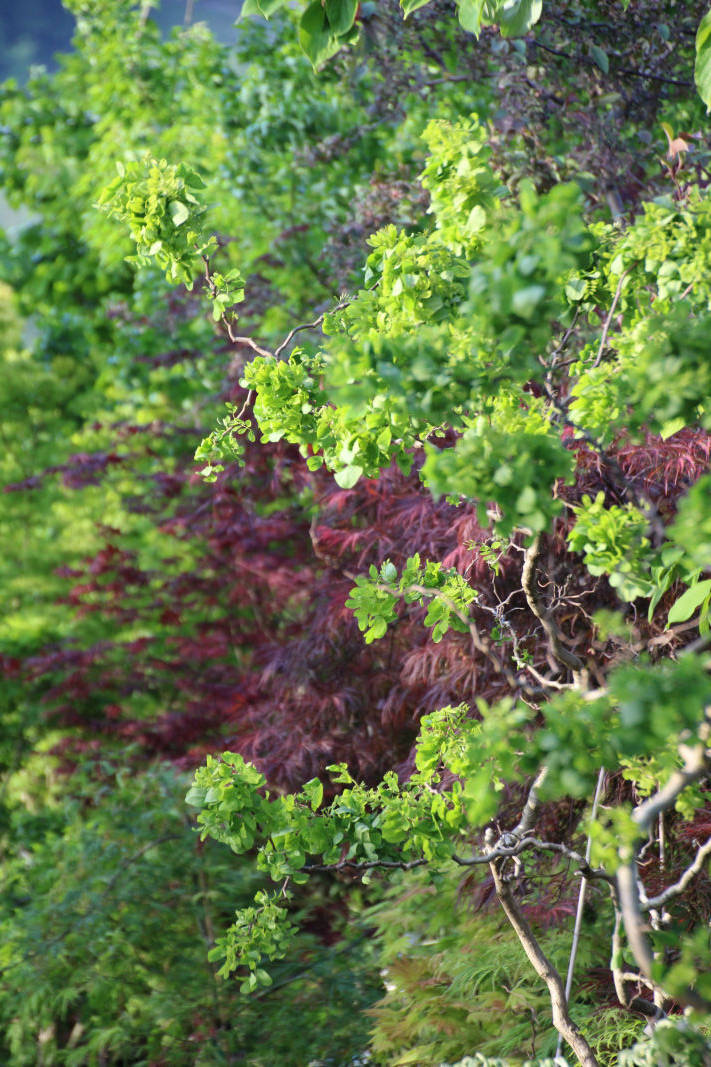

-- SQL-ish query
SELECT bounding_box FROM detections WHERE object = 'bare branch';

[610,906,660,1017]
[454,834,614,884]
[514,767,549,837]
[490,859,600,1066]
[593,267,634,368]
[522,536,584,672]
[556,769,607,1060]
[617,730,711,1012]
[645,836,711,910]
[234,389,255,421]
[225,322,274,359]
[274,297,350,358]
[522,839,615,885]
[302,857,427,873]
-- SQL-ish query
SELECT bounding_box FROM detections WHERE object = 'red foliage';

[9,361,711,797]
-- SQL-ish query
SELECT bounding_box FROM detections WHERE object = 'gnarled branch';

[490,858,599,1067]
[522,536,585,673]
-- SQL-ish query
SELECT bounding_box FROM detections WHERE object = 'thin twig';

[593,267,634,368]
[556,768,607,1059]
[274,298,350,358]
[225,322,274,359]
[645,835,711,909]
[617,728,711,1012]
[514,767,549,837]
[610,906,660,1017]
[530,38,692,87]
[303,857,427,873]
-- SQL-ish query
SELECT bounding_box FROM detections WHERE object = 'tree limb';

[522,536,584,672]
[617,730,711,1012]
[644,836,711,910]
[490,858,600,1067]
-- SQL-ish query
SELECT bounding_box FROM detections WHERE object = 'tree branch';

[490,858,600,1066]
[302,857,428,873]
[274,297,351,358]
[593,267,634,368]
[514,766,548,836]
[610,906,660,1017]
[522,536,584,672]
[644,836,711,910]
[617,729,711,1012]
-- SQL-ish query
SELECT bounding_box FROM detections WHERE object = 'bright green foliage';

[419,117,504,256]
[249,0,542,68]
[98,157,220,289]
[609,656,711,746]
[603,309,711,439]
[193,400,255,479]
[465,180,591,364]
[671,473,711,572]
[239,0,711,127]
[7,0,711,1062]
[621,747,707,821]
[570,191,711,443]
[536,657,711,800]
[171,53,711,1043]
[668,578,711,634]
[695,8,711,111]
[422,399,575,534]
[345,554,478,643]
[298,0,360,70]
[219,148,585,528]
[1,8,471,1059]
[186,653,710,980]
[211,889,297,988]
[243,346,421,488]
[187,700,543,977]
[567,493,657,601]
[618,1018,711,1065]
[187,731,471,886]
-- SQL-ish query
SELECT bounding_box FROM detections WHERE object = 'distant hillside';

[0,0,239,81]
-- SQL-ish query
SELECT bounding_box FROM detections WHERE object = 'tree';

[134,10,711,1066]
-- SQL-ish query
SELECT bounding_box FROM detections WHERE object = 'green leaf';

[169,200,190,226]
[325,0,358,35]
[695,9,711,111]
[402,0,431,15]
[301,778,324,811]
[590,44,609,74]
[456,0,487,34]
[668,580,711,625]
[565,276,587,301]
[660,416,687,440]
[185,786,207,807]
[497,0,542,37]
[299,1,341,68]
[381,561,397,582]
[334,463,363,488]
[240,0,287,17]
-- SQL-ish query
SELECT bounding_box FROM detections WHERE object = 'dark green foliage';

[0,761,380,1066]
